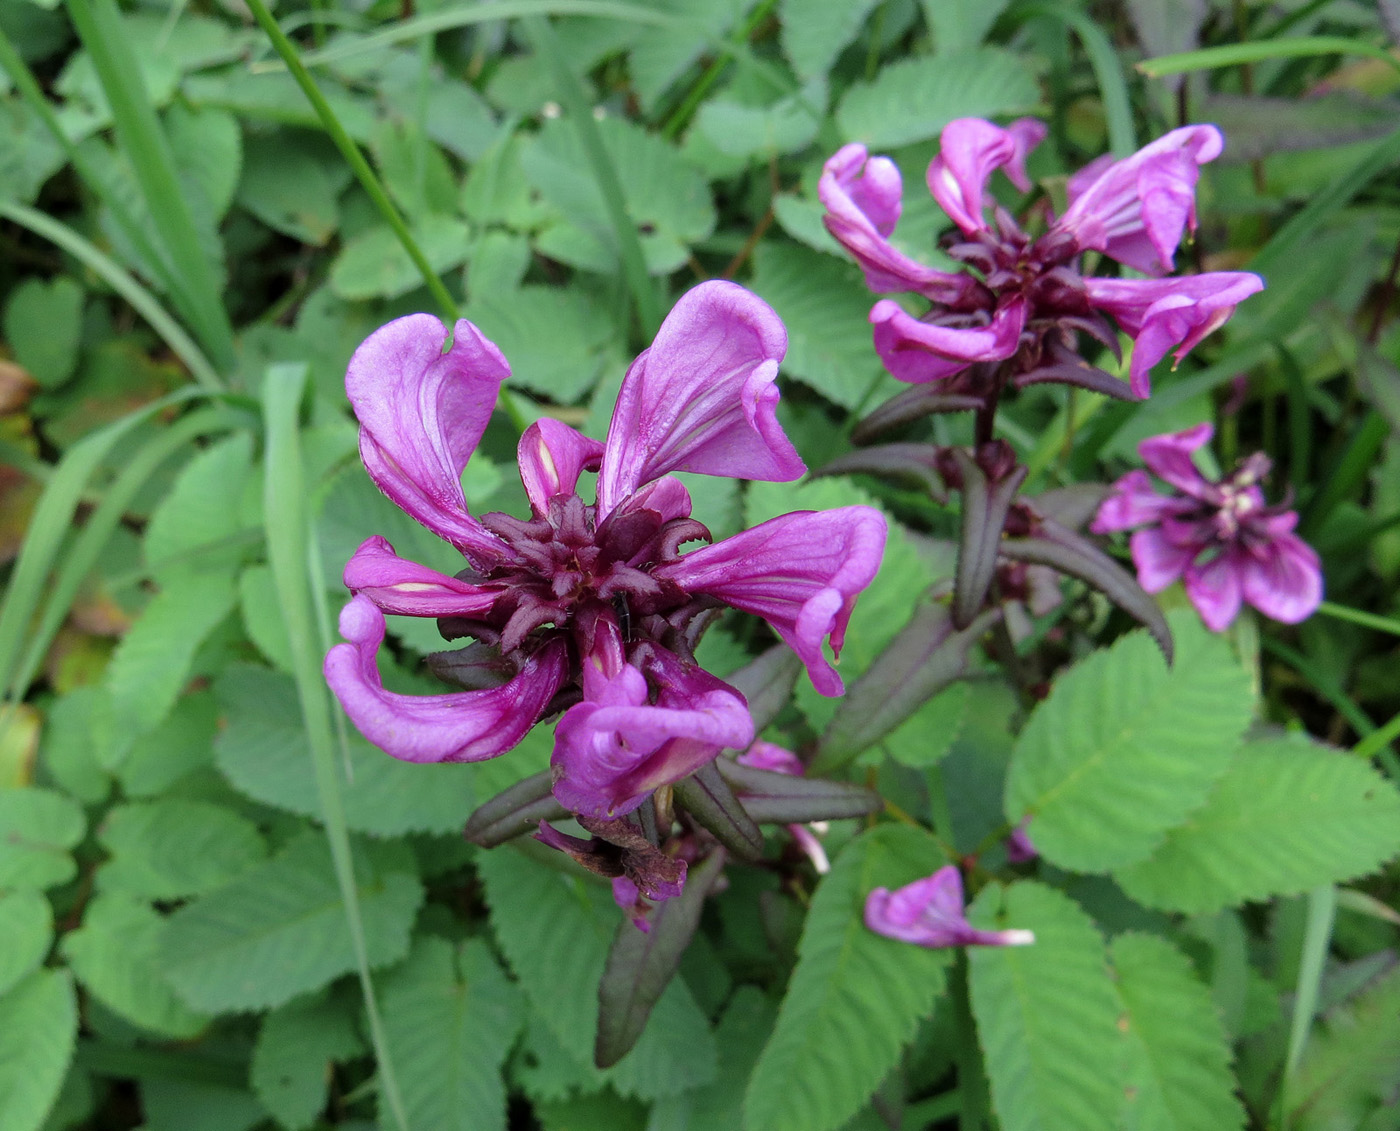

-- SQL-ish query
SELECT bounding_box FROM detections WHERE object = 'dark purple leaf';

[672,761,764,861]
[814,602,1001,770]
[1015,360,1138,400]
[717,758,885,821]
[852,386,984,444]
[812,444,948,501]
[595,850,727,1068]
[1027,484,1112,530]
[463,770,568,848]
[953,450,1026,628]
[723,644,801,732]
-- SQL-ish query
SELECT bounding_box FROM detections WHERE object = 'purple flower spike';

[597,281,804,515]
[926,117,1047,236]
[865,865,1035,948]
[1057,125,1224,275]
[655,507,888,696]
[1084,273,1264,397]
[347,314,511,565]
[1093,424,1323,631]
[820,144,974,302]
[870,298,1024,384]
[325,596,568,762]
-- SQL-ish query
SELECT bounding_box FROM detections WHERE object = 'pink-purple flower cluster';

[324,281,886,919]
[820,118,1263,398]
[1093,423,1322,631]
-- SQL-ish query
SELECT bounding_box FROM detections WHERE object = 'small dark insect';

[611,592,633,642]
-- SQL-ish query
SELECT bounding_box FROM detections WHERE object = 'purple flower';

[820,119,1262,396]
[865,865,1035,948]
[1005,818,1037,864]
[324,281,887,847]
[1092,423,1323,631]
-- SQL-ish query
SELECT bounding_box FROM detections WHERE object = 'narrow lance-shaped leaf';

[672,762,764,862]
[953,450,1027,628]
[815,603,1001,772]
[723,644,802,733]
[716,758,884,823]
[852,385,986,444]
[463,770,568,849]
[813,444,949,501]
[596,851,726,1069]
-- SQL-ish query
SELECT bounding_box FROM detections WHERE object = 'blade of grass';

[1139,37,1400,79]
[260,362,410,1131]
[242,0,528,434]
[525,15,661,339]
[1012,1,1137,156]
[6,407,245,709]
[1301,410,1388,534]
[1315,601,1400,638]
[0,200,223,391]
[65,0,237,372]
[1275,886,1336,1131]
[286,0,677,69]
[0,388,207,705]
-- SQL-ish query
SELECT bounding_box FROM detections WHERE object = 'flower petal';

[325,595,566,763]
[870,297,1024,384]
[517,418,606,514]
[736,740,805,777]
[597,281,803,515]
[819,143,974,301]
[1084,274,1264,397]
[655,506,887,696]
[865,865,1034,948]
[1136,422,1217,498]
[926,117,1046,235]
[1092,470,1185,532]
[1240,520,1322,624]
[343,535,502,618]
[1129,527,1196,593]
[1184,550,1245,632]
[347,314,510,563]
[1056,125,1223,274]
[550,654,754,818]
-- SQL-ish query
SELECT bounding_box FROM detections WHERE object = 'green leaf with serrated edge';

[380,936,523,1131]
[1111,933,1247,1131]
[1005,610,1253,873]
[90,571,237,770]
[744,824,950,1131]
[749,242,891,410]
[836,49,1039,148]
[143,432,255,582]
[214,664,481,837]
[62,893,212,1039]
[118,689,218,798]
[780,0,881,78]
[166,103,241,221]
[0,788,85,890]
[159,832,422,1014]
[238,565,294,671]
[0,970,77,1131]
[967,881,1127,1131]
[235,133,344,245]
[478,848,718,1100]
[465,285,614,403]
[371,119,459,220]
[96,799,265,900]
[1289,963,1400,1131]
[885,682,969,768]
[38,686,111,805]
[329,215,471,301]
[2,276,83,388]
[139,1077,266,1131]
[1115,738,1400,915]
[251,994,365,1131]
[0,891,51,999]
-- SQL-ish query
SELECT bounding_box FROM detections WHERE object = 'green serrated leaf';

[780,0,881,79]
[380,936,523,1131]
[238,565,293,671]
[744,824,951,1131]
[37,687,112,805]
[692,79,825,159]
[329,215,471,301]
[0,970,77,1131]
[1111,932,1247,1131]
[140,1077,266,1131]
[96,799,265,900]
[967,881,1127,1131]
[884,681,970,768]
[0,787,85,890]
[62,893,212,1039]
[2,276,83,388]
[1115,738,1400,914]
[250,993,366,1131]
[142,432,256,582]
[748,241,890,410]
[0,890,51,998]
[235,132,345,245]
[372,118,460,220]
[836,49,1039,149]
[165,103,241,221]
[1290,963,1400,1131]
[159,831,423,1013]
[117,689,219,798]
[214,664,481,837]
[465,285,614,403]
[1005,610,1253,873]
[478,848,718,1100]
